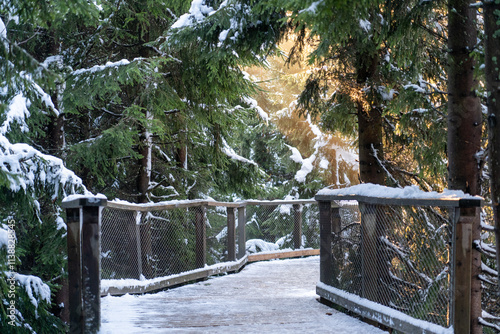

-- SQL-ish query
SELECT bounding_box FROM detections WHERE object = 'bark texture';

[447,1,482,332]
[356,52,385,185]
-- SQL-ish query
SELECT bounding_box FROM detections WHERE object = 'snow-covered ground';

[101,256,386,333]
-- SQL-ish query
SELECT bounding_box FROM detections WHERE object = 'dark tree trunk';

[47,33,65,155]
[175,145,187,169]
[447,1,482,195]
[358,103,384,185]
[484,0,500,292]
[447,0,482,332]
[356,51,385,185]
[137,128,151,204]
[48,113,65,153]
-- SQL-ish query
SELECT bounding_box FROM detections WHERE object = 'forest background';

[0,0,499,333]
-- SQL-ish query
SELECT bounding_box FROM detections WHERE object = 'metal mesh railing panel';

[302,203,320,249]
[332,201,362,294]
[206,206,230,265]
[101,207,205,279]
[245,203,319,253]
[330,201,452,328]
[101,201,319,280]
[101,208,141,279]
[480,205,500,333]
[145,208,197,278]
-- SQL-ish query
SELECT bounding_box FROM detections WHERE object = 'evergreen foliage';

[264,0,449,189]
[1,1,93,332]
[2,0,498,332]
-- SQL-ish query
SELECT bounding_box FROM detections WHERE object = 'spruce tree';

[265,0,449,188]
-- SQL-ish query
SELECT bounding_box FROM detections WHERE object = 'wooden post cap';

[61,194,108,209]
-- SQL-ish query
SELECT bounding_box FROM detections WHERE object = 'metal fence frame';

[100,198,318,295]
[315,192,483,334]
[63,193,498,334]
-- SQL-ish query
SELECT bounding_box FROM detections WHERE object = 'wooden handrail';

[106,198,317,211]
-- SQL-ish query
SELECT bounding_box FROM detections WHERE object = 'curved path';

[101,256,386,333]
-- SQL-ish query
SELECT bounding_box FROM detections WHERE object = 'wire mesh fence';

[328,201,453,328]
[101,207,204,280]
[244,203,320,253]
[480,205,500,333]
[101,200,319,280]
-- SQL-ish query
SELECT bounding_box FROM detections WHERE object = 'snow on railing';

[315,184,490,334]
[100,197,318,291]
[62,195,320,332]
[62,188,498,333]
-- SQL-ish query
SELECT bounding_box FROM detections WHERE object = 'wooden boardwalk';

[101,256,386,333]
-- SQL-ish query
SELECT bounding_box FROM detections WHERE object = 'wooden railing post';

[293,204,303,249]
[134,211,143,279]
[451,199,481,334]
[319,200,333,286]
[139,212,153,278]
[62,195,107,334]
[227,207,236,261]
[331,203,341,287]
[195,205,207,268]
[360,202,378,302]
[237,206,246,259]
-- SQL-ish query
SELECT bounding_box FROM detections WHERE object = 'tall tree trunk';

[48,113,65,153]
[136,112,153,277]
[137,107,152,204]
[358,103,384,185]
[175,145,187,169]
[137,127,151,204]
[447,0,482,332]
[484,0,500,292]
[47,33,65,155]
[356,51,385,185]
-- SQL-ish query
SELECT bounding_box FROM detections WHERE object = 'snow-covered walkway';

[101,256,386,333]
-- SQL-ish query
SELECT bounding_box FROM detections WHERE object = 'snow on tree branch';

[0,93,31,134]
[0,134,88,198]
[171,0,220,29]
[222,137,257,166]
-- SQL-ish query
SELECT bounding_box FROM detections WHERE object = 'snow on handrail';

[106,198,316,211]
[315,183,483,207]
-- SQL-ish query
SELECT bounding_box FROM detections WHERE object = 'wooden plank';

[317,283,451,334]
[227,207,236,261]
[319,200,333,286]
[66,208,83,334]
[247,249,319,262]
[243,199,316,206]
[101,257,248,296]
[237,207,246,259]
[107,200,244,212]
[452,207,473,334]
